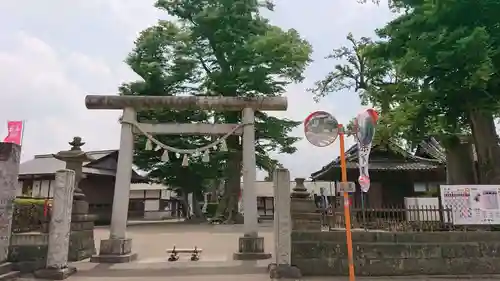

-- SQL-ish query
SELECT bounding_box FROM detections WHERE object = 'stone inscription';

[0,143,20,262]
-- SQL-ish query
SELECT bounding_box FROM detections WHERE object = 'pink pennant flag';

[4,121,24,145]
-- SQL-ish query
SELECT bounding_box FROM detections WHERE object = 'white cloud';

[0,32,122,162]
[67,53,112,78]
[0,0,394,180]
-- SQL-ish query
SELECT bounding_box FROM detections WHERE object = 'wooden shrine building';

[310,141,446,207]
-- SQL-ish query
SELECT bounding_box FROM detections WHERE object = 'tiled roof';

[415,137,446,162]
[319,161,442,171]
[19,150,116,176]
[19,150,145,182]
[311,141,444,180]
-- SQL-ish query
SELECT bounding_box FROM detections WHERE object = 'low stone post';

[35,169,77,280]
[0,143,21,279]
[269,168,301,279]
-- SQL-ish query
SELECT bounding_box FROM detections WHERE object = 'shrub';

[12,197,52,233]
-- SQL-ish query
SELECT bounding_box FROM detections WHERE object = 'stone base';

[90,253,138,263]
[89,238,138,263]
[0,262,20,281]
[268,263,302,279]
[233,252,272,260]
[34,266,77,280]
[233,236,271,261]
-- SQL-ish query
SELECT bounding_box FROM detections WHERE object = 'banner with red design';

[3,121,24,145]
[354,109,378,193]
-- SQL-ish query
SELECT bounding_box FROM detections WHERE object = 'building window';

[414,182,441,194]
[414,183,427,193]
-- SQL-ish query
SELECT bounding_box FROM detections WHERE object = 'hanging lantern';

[202,150,210,163]
[182,154,189,166]
[145,139,153,151]
[161,150,169,162]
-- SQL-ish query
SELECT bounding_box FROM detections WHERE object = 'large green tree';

[372,0,500,184]
[309,33,415,148]
[120,0,312,222]
[311,31,477,184]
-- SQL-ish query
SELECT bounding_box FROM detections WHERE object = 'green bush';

[12,197,52,233]
[205,203,218,218]
[14,198,50,206]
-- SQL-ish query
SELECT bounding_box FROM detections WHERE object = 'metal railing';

[321,201,462,232]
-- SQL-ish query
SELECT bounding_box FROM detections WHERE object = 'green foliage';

[311,0,500,149]
[14,198,50,206]
[121,0,312,194]
[12,198,50,233]
[373,0,500,118]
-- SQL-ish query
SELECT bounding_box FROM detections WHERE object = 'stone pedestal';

[0,262,20,281]
[90,238,137,263]
[0,143,21,280]
[291,178,320,231]
[233,235,271,260]
[269,263,302,279]
[34,266,77,280]
[69,202,96,261]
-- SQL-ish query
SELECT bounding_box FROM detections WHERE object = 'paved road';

[18,222,500,280]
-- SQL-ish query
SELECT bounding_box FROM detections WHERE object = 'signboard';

[337,182,356,193]
[304,111,338,147]
[440,185,500,225]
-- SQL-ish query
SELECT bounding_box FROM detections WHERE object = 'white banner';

[355,109,378,192]
[357,141,372,192]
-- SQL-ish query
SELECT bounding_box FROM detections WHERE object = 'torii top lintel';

[85,95,287,111]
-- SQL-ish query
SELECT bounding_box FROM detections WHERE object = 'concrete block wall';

[291,230,500,276]
[8,219,96,273]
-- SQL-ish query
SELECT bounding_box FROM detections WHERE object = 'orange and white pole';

[339,124,355,281]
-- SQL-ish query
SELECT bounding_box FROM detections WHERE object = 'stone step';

[0,271,20,281]
[0,263,14,276]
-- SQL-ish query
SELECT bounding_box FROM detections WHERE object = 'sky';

[0,0,394,180]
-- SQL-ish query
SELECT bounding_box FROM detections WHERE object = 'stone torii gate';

[86,95,287,262]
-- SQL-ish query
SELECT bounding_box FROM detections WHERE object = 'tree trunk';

[191,192,206,221]
[468,109,500,184]
[214,135,243,224]
[442,135,476,184]
[180,191,190,219]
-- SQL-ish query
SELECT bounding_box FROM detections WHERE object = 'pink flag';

[4,121,24,145]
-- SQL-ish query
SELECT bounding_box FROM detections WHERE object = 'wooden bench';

[167,246,202,261]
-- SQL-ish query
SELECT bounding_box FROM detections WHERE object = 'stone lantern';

[53,137,91,200]
[290,177,321,230]
[52,137,96,261]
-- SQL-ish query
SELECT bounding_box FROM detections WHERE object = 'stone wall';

[8,218,95,273]
[292,230,500,276]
